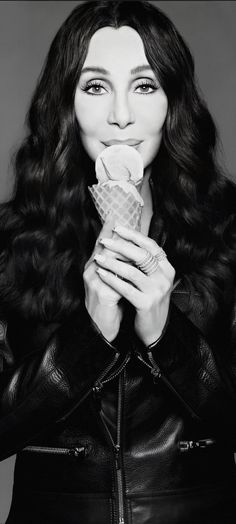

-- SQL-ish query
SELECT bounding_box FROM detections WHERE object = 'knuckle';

[167,263,176,279]
[149,239,158,251]
[136,248,146,264]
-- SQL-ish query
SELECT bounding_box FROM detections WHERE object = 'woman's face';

[74,26,168,171]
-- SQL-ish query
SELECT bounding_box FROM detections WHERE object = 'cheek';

[74,93,106,135]
[138,96,168,134]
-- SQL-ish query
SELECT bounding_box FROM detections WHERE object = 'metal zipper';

[93,353,130,412]
[22,445,87,457]
[99,372,125,524]
[136,351,201,422]
[116,372,125,524]
[99,352,131,386]
[58,350,120,423]
[148,351,201,422]
[136,351,160,374]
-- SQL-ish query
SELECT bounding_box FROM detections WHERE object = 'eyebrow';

[80,65,153,75]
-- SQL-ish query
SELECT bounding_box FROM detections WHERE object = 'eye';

[135,79,158,94]
[81,80,108,95]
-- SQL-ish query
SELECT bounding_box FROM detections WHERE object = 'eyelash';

[81,79,158,95]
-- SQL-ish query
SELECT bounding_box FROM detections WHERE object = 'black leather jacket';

[1,172,236,524]
[1,276,236,524]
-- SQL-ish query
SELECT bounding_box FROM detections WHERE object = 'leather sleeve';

[146,292,236,442]
[0,306,120,461]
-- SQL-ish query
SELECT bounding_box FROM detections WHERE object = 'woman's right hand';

[83,218,123,342]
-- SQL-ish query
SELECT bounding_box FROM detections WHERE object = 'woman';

[0,1,236,522]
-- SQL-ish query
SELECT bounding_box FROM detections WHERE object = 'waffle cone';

[89,183,143,231]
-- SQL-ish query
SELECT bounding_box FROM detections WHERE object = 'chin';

[141,143,162,169]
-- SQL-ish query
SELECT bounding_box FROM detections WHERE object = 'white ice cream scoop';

[95,144,143,185]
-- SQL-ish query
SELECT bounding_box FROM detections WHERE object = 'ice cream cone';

[89,144,144,231]
[89,181,143,230]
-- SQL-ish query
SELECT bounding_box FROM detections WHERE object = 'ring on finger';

[136,250,160,276]
[153,246,167,263]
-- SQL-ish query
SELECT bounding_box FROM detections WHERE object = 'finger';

[94,216,116,254]
[113,225,160,255]
[99,237,168,278]
[85,239,127,273]
[94,254,147,290]
[103,226,174,277]
[85,216,117,270]
[94,254,174,298]
[96,267,143,308]
[100,236,145,265]
[97,247,130,262]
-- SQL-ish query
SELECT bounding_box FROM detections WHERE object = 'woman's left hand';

[94,225,176,347]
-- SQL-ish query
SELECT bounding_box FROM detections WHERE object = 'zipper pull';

[93,381,103,407]
[147,351,162,382]
[68,446,87,458]
[114,444,121,470]
[179,440,194,452]
[179,438,215,452]
[151,366,162,381]
[93,381,103,394]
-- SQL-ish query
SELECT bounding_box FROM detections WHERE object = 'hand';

[94,225,175,346]
[83,218,123,342]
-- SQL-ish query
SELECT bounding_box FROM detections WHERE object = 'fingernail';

[112,225,123,234]
[100,238,112,246]
[96,268,107,276]
[94,254,105,262]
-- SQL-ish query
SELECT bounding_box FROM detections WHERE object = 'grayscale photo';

[0,1,236,523]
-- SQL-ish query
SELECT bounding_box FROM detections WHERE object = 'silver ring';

[153,247,167,263]
[136,250,159,276]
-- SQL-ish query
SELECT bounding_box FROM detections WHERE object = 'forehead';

[83,26,149,70]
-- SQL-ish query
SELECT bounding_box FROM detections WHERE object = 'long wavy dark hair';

[0,0,235,323]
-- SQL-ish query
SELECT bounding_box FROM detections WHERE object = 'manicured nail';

[112,225,126,234]
[96,268,107,276]
[99,238,113,246]
[94,254,105,262]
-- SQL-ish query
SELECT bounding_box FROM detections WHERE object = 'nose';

[107,92,135,128]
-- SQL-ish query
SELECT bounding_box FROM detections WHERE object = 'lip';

[102,139,143,147]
